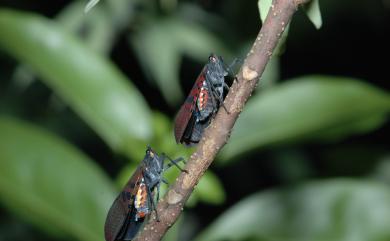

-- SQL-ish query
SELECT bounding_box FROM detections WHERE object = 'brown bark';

[134,0,311,240]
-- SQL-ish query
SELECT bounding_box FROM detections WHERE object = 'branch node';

[167,190,183,204]
[242,66,259,81]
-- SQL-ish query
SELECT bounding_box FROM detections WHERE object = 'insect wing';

[180,110,198,146]
[104,168,143,241]
[116,208,144,240]
[174,68,206,143]
[116,178,151,241]
[181,113,209,146]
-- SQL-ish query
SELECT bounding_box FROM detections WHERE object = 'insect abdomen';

[134,182,149,221]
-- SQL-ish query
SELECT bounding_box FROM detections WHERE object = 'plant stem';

[134,0,310,240]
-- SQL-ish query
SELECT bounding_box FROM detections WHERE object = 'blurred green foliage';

[131,18,232,105]
[0,0,389,241]
[0,117,115,241]
[0,9,152,156]
[221,76,390,162]
[195,179,390,241]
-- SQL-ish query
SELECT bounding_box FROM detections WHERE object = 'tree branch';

[134,0,310,240]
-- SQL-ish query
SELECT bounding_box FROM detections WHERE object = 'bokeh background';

[0,0,389,241]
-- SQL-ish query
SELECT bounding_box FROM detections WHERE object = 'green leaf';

[371,156,390,185]
[260,57,280,88]
[130,20,182,105]
[162,214,184,241]
[194,179,390,241]
[0,9,152,154]
[11,0,135,89]
[0,116,116,241]
[57,1,115,54]
[195,171,226,205]
[116,163,138,189]
[173,20,232,62]
[221,76,390,162]
[130,18,231,105]
[84,0,100,13]
[258,0,273,23]
[257,0,290,55]
[149,111,193,160]
[11,1,119,92]
[303,0,322,29]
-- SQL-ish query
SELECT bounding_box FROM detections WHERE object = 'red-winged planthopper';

[104,146,186,241]
[174,54,230,146]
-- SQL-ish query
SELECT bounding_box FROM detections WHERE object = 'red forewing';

[104,167,143,241]
[174,68,206,143]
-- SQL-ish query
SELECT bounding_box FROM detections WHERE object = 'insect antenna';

[225,57,242,76]
[225,58,242,84]
[162,154,187,173]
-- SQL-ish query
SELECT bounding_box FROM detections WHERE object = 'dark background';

[0,0,389,241]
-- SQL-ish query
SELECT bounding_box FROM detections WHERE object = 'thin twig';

[134,0,310,240]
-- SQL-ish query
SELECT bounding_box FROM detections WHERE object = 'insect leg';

[206,78,230,114]
[161,178,169,185]
[225,58,242,76]
[146,185,160,222]
[205,78,225,112]
[225,58,242,84]
[156,181,161,202]
[204,78,218,114]
[223,82,230,91]
[217,97,230,114]
[163,156,187,173]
